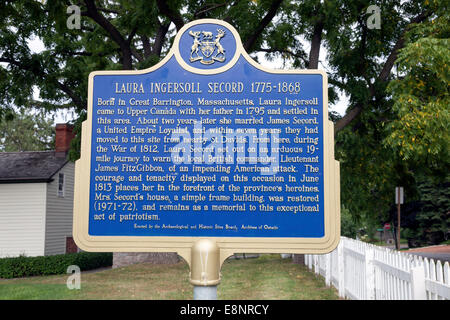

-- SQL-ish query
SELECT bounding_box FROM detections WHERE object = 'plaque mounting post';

[190,239,221,300]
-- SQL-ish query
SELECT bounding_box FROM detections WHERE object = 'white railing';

[304,237,450,300]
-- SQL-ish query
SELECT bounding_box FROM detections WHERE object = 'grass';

[0,254,339,300]
[219,255,339,300]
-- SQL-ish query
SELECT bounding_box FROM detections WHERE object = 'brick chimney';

[55,123,75,156]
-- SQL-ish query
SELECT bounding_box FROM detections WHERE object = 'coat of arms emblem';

[189,29,226,65]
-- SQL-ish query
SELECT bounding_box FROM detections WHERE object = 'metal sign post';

[395,187,404,250]
[73,19,340,299]
[190,239,220,300]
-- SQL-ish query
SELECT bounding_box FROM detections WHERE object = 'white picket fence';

[304,237,450,300]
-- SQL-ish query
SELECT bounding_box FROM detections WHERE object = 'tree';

[0,0,443,239]
[385,0,449,168]
[0,108,55,152]
[381,1,450,245]
[1,1,431,128]
[413,176,450,246]
[390,175,450,247]
[329,1,448,228]
[340,205,358,239]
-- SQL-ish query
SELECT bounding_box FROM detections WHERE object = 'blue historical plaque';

[74,19,339,254]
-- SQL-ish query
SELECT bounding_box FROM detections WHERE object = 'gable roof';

[0,151,68,183]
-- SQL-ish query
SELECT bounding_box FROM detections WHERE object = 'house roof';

[0,151,68,183]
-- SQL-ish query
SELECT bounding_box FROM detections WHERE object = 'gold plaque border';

[73,19,340,264]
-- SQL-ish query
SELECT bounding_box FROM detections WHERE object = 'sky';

[26,34,349,124]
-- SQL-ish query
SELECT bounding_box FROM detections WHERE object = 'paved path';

[406,245,450,263]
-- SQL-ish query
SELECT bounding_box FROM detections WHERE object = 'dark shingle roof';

[0,151,68,183]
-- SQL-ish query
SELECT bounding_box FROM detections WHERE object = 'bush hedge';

[0,252,112,279]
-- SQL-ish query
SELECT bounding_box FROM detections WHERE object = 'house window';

[58,173,65,197]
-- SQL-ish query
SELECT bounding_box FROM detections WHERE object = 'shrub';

[341,206,358,238]
[0,252,112,279]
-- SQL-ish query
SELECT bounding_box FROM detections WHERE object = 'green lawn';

[0,254,339,300]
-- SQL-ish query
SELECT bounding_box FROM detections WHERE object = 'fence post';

[325,253,331,286]
[411,266,426,300]
[365,248,375,300]
[338,241,345,298]
[314,255,319,275]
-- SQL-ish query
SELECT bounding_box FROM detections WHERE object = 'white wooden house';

[0,124,77,257]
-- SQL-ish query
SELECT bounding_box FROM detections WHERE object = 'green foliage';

[68,110,86,162]
[404,174,450,247]
[0,252,112,279]
[1,0,447,242]
[335,105,419,223]
[375,1,450,246]
[0,108,55,152]
[341,206,358,238]
[385,1,450,166]
[333,0,449,234]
